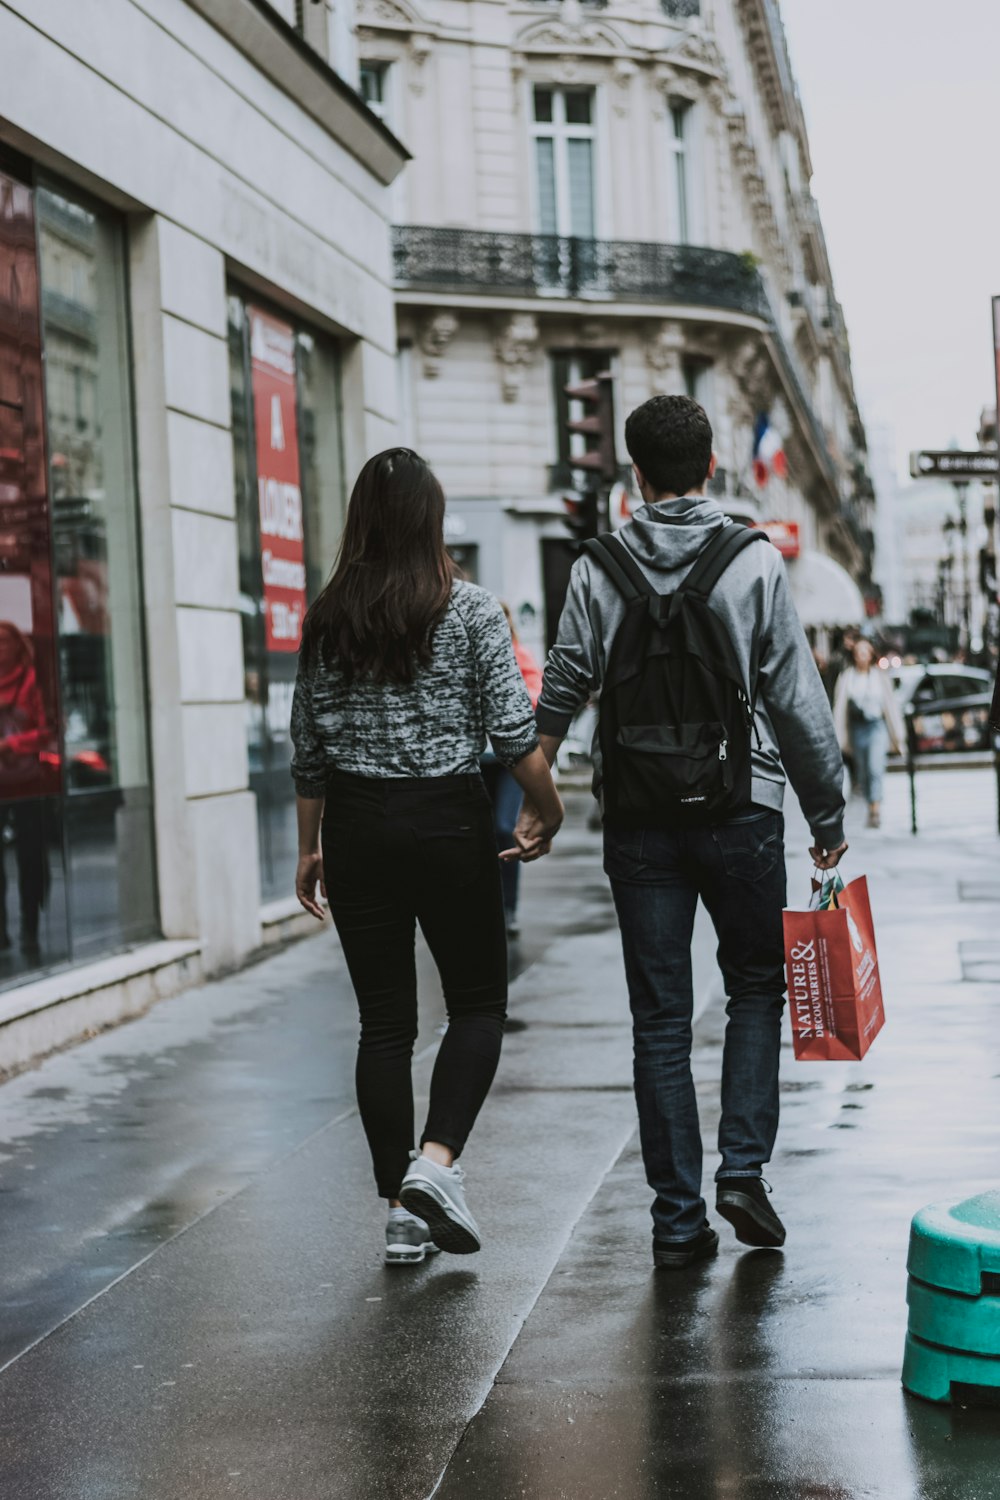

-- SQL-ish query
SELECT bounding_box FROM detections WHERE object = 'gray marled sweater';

[290,580,538,795]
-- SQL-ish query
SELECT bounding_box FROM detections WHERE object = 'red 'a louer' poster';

[249,307,306,653]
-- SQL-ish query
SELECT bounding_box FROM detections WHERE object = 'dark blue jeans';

[604,810,787,1243]
[481,759,525,916]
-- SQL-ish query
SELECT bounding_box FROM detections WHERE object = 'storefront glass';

[227,294,344,903]
[0,163,157,986]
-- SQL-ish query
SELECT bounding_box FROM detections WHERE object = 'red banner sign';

[754,520,801,559]
[249,307,306,653]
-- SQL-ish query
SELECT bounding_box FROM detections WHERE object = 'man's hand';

[500,800,564,864]
[295,851,327,920]
[810,839,848,871]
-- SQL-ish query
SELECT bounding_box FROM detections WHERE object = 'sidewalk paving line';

[0,1096,362,1379]
[426,1113,639,1500]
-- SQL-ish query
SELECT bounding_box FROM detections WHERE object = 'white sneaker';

[399,1154,481,1254]
[384,1208,441,1265]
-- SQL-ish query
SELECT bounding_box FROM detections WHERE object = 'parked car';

[892,664,994,754]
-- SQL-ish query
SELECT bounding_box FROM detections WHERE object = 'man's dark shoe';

[716,1177,786,1248]
[652,1224,719,1270]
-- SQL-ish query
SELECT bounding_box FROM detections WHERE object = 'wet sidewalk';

[436,768,1000,1500]
[0,772,997,1497]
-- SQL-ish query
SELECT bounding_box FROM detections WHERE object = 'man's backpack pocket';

[614,721,733,818]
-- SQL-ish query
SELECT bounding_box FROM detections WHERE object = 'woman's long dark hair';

[300,448,454,684]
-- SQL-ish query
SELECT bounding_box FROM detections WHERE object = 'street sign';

[909,450,999,480]
[753,519,801,558]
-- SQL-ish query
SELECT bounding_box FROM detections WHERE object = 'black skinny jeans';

[323,769,508,1199]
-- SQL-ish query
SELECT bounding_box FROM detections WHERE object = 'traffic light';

[561,490,600,542]
[564,372,616,483]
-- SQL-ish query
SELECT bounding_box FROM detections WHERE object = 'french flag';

[753,413,788,487]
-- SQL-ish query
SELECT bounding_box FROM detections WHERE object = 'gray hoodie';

[536,496,846,849]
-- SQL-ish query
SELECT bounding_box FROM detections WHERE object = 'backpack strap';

[582,533,660,605]
[678,524,769,604]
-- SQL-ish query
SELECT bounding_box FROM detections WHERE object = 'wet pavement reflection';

[0,776,998,1497]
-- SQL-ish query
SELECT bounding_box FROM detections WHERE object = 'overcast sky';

[778,0,1000,481]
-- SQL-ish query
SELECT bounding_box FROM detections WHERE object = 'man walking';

[520,395,847,1269]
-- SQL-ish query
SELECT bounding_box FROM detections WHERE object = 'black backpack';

[583,524,769,830]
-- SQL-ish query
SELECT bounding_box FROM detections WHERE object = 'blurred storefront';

[228,295,346,903]
[0,0,406,1034]
[0,174,157,987]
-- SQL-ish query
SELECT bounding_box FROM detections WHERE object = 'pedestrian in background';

[833,637,904,829]
[481,602,543,940]
[521,395,847,1270]
[291,449,563,1264]
[0,622,52,957]
[825,624,859,705]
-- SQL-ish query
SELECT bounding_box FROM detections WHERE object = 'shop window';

[228,294,345,903]
[0,166,157,985]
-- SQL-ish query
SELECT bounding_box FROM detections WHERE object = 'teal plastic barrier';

[903,1190,1000,1404]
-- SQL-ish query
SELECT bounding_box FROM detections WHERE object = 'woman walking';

[481,603,543,939]
[833,638,904,828]
[291,449,563,1264]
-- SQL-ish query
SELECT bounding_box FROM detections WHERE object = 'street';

[0,771,996,1499]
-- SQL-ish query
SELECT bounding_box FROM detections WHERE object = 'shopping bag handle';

[811,867,843,909]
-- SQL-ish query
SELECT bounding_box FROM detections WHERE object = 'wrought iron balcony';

[393,225,843,498]
[393,227,770,321]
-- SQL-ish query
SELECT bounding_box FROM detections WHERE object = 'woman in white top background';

[833,638,905,829]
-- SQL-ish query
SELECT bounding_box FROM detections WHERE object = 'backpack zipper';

[718,739,728,762]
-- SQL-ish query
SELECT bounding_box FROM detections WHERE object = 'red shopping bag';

[783,875,885,1062]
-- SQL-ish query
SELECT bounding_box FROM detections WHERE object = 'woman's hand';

[295,850,327,920]
[501,799,564,864]
[505,746,563,863]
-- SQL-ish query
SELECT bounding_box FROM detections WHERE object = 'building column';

[129,216,261,972]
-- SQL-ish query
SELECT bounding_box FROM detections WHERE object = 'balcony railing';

[393,227,770,321]
[393,225,842,497]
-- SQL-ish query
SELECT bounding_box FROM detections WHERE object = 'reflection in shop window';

[0,170,156,987]
[228,293,346,903]
[38,185,157,966]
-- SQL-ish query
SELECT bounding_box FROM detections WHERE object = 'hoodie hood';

[619,496,730,577]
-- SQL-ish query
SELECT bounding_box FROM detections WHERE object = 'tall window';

[359,62,390,124]
[669,102,691,244]
[531,86,596,239]
[683,355,712,408]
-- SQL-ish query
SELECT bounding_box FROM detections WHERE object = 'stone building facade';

[0,0,405,1052]
[356,0,875,655]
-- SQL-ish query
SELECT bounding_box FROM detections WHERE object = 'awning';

[786,549,865,627]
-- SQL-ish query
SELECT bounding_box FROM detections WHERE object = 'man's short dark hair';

[624,394,713,497]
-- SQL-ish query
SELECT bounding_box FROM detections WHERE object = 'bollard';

[905,706,918,837]
[902,1191,1000,1404]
